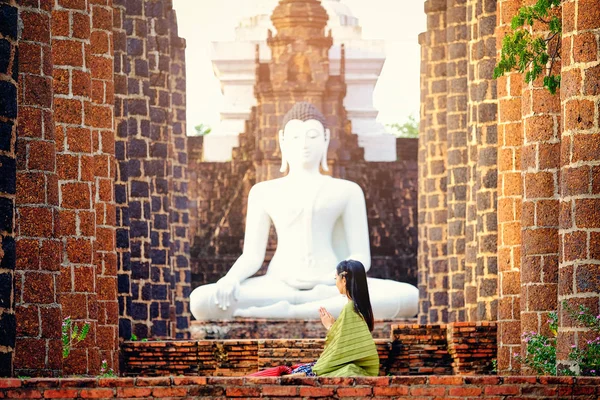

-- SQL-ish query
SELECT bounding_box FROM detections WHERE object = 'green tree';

[194,123,212,136]
[387,115,419,138]
[494,0,561,94]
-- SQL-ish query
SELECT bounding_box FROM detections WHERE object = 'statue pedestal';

[190,318,416,340]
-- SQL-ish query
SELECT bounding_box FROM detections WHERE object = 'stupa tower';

[250,0,362,182]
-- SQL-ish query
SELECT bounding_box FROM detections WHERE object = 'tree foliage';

[494,0,562,94]
[387,115,419,138]
[194,123,212,136]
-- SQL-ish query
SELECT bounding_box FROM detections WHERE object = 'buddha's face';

[280,119,329,171]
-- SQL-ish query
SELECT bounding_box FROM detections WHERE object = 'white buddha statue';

[190,102,418,321]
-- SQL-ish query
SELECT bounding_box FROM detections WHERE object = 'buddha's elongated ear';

[321,128,330,172]
[279,129,289,173]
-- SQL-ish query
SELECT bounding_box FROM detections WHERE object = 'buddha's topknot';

[281,102,327,129]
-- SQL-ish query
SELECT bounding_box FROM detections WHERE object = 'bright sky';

[171,0,426,136]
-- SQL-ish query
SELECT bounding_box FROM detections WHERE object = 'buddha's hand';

[319,307,335,330]
[214,277,240,311]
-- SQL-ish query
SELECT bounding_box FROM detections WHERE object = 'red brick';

[66,238,93,264]
[115,387,152,398]
[16,172,46,205]
[79,388,114,398]
[572,133,600,163]
[66,127,92,153]
[561,68,582,98]
[53,40,84,67]
[14,338,46,369]
[577,0,600,30]
[73,266,95,293]
[448,387,483,396]
[337,387,373,397]
[28,140,55,171]
[61,182,91,210]
[373,386,410,396]
[562,230,587,262]
[564,99,595,131]
[298,387,335,397]
[84,102,113,129]
[584,64,600,96]
[40,307,61,339]
[0,379,22,389]
[18,107,43,139]
[51,10,70,37]
[97,276,116,301]
[409,386,446,396]
[532,88,560,114]
[225,386,261,397]
[484,385,520,395]
[575,199,600,228]
[524,172,556,199]
[23,272,54,304]
[260,386,298,396]
[54,98,83,125]
[57,0,87,10]
[92,6,112,30]
[18,207,53,238]
[44,389,78,398]
[72,12,91,40]
[5,389,43,398]
[151,387,187,397]
[16,305,39,337]
[90,31,110,55]
[19,43,42,76]
[20,10,50,43]
[80,155,95,182]
[79,211,96,237]
[72,69,91,97]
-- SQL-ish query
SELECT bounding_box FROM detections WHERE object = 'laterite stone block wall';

[0,0,191,377]
[0,0,19,379]
[120,322,497,377]
[419,0,600,375]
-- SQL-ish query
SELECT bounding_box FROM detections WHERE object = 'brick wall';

[0,0,19,378]
[419,0,600,377]
[557,0,600,373]
[0,0,191,378]
[14,0,61,378]
[496,0,523,375]
[120,323,496,377]
[2,375,599,400]
[114,0,191,341]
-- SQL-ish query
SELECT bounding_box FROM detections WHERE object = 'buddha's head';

[279,102,330,173]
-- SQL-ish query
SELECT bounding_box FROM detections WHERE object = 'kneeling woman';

[254,260,380,377]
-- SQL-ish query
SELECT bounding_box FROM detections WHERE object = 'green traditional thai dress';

[312,301,380,377]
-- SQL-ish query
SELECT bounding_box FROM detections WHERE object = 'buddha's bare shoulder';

[249,178,286,196]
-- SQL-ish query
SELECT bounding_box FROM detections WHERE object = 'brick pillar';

[424,0,449,324]
[464,0,479,321]
[146,0,174,339]
[113,0,132,340]
[445,0,468,323]
[519,2,561,368]
[169,13,191,339]
[496,0,523,375]
[52,0,100,375]
[474,0,498,322]
[89,0,118,371]
[417,30,430,324]
[0,0,19,378]
[465,0,498,322]
[123,0,155,339]
[14,0,62,377]
[557,0,600,374]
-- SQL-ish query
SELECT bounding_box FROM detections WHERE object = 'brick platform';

[0,376,598,399]
[121,322,497,377]
[190,318,415,340]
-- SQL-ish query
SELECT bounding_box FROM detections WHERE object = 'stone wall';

[0,0,191,377]
[0,0,19,378]
[419,0,600,375]
[2,375,599,400]
[120,322,496,377]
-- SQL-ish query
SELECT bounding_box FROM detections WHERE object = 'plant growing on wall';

[194,123,212,136]
[62,317,90,359]
[494,0,562,94]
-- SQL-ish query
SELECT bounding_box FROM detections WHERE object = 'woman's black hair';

[336,260,374,332]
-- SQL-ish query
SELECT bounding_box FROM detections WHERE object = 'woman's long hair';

[336,260,374,332]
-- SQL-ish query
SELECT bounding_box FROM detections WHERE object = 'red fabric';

[248,365,292,377]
